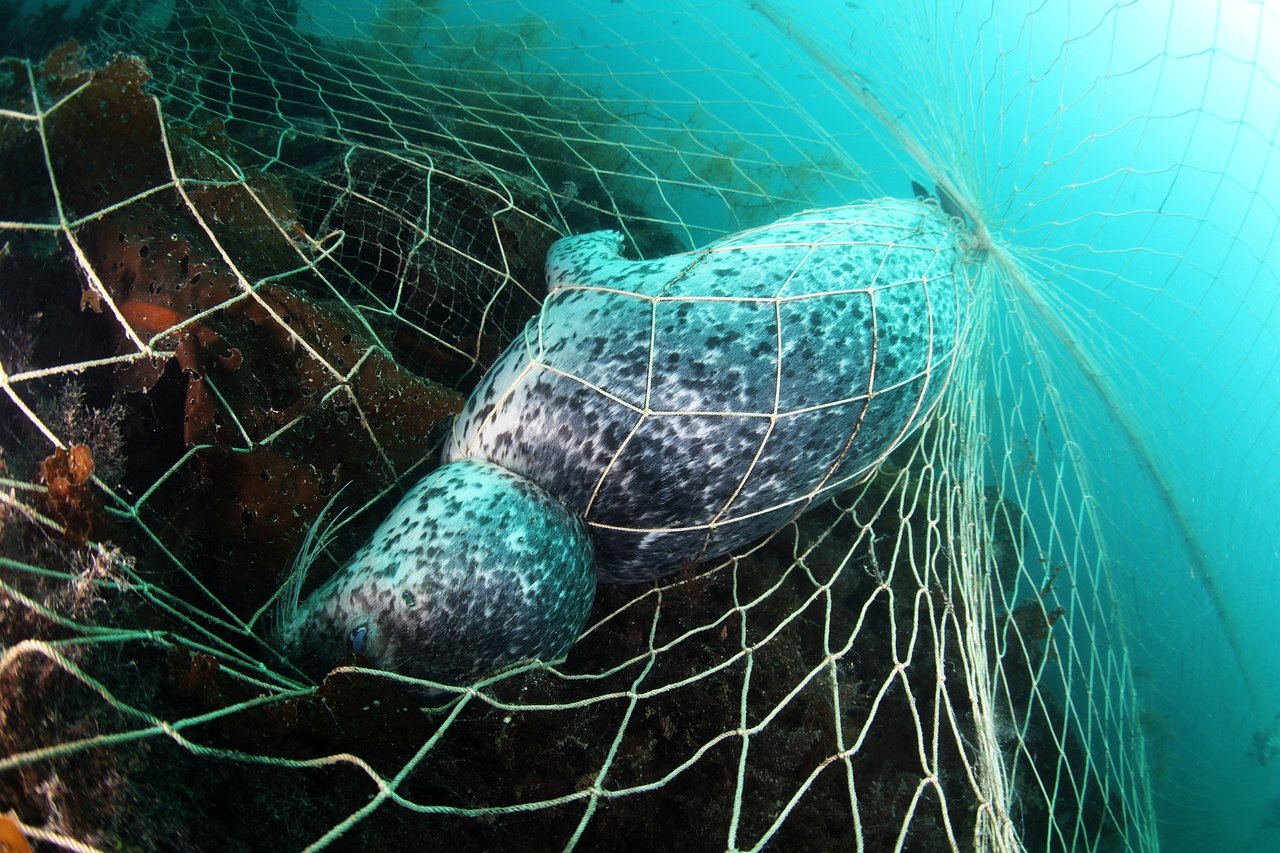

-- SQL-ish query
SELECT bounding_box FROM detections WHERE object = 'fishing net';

[3,0,1275,849]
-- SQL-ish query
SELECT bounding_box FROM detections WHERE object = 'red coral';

[39,444,99,545]
[0,809,33,853]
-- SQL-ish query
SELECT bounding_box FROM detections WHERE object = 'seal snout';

[282,458,597,687]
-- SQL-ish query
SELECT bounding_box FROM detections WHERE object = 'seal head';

[279,458,596,686]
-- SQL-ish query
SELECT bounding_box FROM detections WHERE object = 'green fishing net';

[6,0,1274,849]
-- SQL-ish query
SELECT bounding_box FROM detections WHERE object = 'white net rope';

[4,0,1276,849]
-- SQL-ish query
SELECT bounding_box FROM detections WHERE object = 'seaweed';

[96,0,838,257]
[38,444,99,545]
[0,40,444,848]
[0,40,474,611]
[294,148,557,389]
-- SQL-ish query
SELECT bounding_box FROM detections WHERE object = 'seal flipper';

[910,179,970,228]
[545,230,626,293]
[935,183,968,226]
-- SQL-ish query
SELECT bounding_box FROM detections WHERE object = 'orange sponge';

[0,812,32,853]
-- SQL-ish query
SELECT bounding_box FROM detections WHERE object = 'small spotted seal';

[277,458,595,685]
[278,196,966,684]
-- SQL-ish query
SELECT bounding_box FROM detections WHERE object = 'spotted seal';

[278,196,966,685]
[447,196,965,580]
[277,458,595,685]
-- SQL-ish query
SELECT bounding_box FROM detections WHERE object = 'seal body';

[281,196,966,685]
[447,197,966,582]
[281,458,595,685]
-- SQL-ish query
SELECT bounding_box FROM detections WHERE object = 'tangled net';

[1,0,1215,849]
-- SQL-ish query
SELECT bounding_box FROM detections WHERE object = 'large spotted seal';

[278,196,967,685]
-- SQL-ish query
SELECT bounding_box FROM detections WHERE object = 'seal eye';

[348,625,368,654]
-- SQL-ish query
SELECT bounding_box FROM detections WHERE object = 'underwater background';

[0,0,1277,850]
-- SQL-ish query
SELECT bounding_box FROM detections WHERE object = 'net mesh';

[6,0,1275,849]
